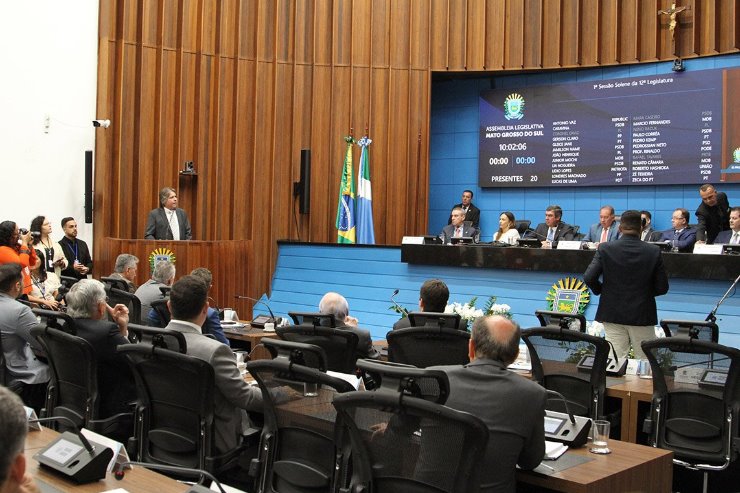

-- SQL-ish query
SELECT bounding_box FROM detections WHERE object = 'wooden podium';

[96,237,252,315]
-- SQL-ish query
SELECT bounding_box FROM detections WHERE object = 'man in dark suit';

[695,184,730,244]
[659,208,697,252]
[65,279,136,417]
[582,205,620,243]
[144,187,192,240]
[58,217,93,280]
[640,210,656,241]
[165,275,263,455]
[528,204,576,247]
[427,316,546,493]
[584,210,669,361]
[319,292,380,360]
[713,207,740,244]
[440,207,477,243]
[392,278,450,331]
[448,190,481,228]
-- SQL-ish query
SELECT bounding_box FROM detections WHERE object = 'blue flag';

[356,136,375,244]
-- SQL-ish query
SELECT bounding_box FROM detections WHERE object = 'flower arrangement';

[444,296,512,328]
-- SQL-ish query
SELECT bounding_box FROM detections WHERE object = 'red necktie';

[600,228,608,243]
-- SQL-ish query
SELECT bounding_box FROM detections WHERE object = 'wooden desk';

[223,324,278,360]
[517,439,673,493]
[25,427,187,492]
[605,375,654,443]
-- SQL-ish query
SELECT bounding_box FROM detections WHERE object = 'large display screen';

[479,68,740,187]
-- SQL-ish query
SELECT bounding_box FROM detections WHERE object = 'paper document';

[544,440,568,460]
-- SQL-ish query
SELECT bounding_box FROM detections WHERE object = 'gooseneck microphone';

[235,294,277,323]
[115,461,226,493]
[545,390,576,425]
[390,289,409,316]
[706,273,740,323]
[29,416,96,453]
[524,228,548,241]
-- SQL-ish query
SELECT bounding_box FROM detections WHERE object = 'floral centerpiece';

[444,296,511,329]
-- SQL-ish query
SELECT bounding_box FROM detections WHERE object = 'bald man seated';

[429,316,546,493]
[319,292,380,360]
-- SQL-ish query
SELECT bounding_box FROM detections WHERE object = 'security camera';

[92,119,111,128]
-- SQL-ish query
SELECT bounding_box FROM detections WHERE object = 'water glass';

[638,359,652,379]
[589,420,611,454]
[304,382,319,397]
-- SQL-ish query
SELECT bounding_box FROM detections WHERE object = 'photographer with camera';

[0,221,38,296]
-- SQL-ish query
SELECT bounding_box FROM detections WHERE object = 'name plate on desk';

[693,244,723,255]
[401,236,425,244]
[556,241,583,250]
[673,367,704,385]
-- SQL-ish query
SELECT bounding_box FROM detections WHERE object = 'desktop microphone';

[390,289,409,316]
[29,416,113,483]
[115,461,226,493]
[524,228,549,241]
[543,390,592,447]
[603,339,628,376]
[705,273,740,323]
[235,294,279,325]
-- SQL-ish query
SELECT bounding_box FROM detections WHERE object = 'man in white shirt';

[713,207,740,244]
[144,187,193,240]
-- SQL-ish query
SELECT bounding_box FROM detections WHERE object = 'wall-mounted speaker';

[84,150,93,223]
[293,149,311,214]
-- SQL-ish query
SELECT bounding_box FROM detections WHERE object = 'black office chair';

[276,325,359,373]
[642,338,740,493]
[522,327,610,419]
[107,287,143,325]
[535,309,587,332]
[407,311,463,330]
[32,308,77,334]
[515,219,531,236]
[333,389,489,493]
[386,326,470,368]
[126,323,187,353]
[247,358,356,493]
[288,312,337,327]
[358,359,450,404]
[262,338,328,371]
[660,319,719,343]
[118,344,244,476]
[149,299,171,327]
[30,325,133,442]
[101,276,130,292]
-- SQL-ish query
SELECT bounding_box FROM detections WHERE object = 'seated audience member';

[528,205,576,248]
[428,316,546,492]
[0,221,38,297]
[640,210,658,241]
[29,215,67,284]
[695,184,730,244]
[392,279,450,331]
[318,292,380,360]
[134,260,176,322]
[582,205,620,244]
[189,268,230,345]
[165,275,263,454]
[440,207,477,244]
[27,249,61,311]
[447,189,481,229]
[66,279,136,417]
[108,253,139,293]
[58,217,93,280]
[659,208,697,252]
[713,206,740,244]
[0,264,50,412]
[493,211,520,245]
[144,187,192,240]
[0,385,41,493]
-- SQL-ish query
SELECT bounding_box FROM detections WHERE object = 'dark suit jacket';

[427,359,546,493]
[337,324,380,360]
[144,207,192,240]
[439,224,478,244]
[530,222,576,242]
[713,229,738,244]
[659,227,697,253]
[73,318,136,417]
[695,191,730,243]
[58,237,93,280]
[582,223,620,243]
[640,227,655,241]
[584,235,669,326]
[448,203,481,228]
[165,319,263,454]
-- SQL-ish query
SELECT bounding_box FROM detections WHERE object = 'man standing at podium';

[584,210,669,361]
[144,187,192,240]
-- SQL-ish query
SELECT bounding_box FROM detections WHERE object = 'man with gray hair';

[135,260,176,322]
[144,186,192,240]
[318,292,379,360]
[66,279,136,418]
[0,385,40,493]
[108,253,139,293]
[429,316,546,493]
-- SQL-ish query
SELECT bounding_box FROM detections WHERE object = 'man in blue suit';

[713,207,740,244]
[583,205,620,243]
[659,208,697,252]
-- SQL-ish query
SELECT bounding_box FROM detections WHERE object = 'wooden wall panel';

[96,0,740,313]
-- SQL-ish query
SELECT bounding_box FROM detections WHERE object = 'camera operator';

[0,221,38,297]
[28,249,61,311]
